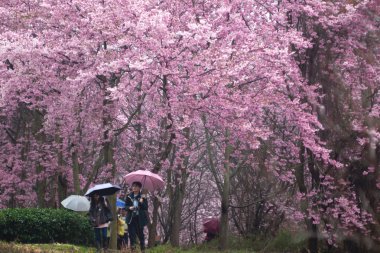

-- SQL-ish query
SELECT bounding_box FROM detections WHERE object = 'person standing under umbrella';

[125,181,148,252]
[89,193,113,252]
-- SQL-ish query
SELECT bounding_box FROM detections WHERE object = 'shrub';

[0,208,93,245]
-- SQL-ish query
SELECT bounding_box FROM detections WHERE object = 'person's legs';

[136,222,145,251]
[128,218,137,250]
[117,235,122,250]
[94,228,101,250]
[123,232,129,248]
[101,227,108,249]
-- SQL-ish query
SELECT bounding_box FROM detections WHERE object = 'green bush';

[0,208,93,245]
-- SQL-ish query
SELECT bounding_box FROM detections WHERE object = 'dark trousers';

[128,216,145,250]
[94,227,107,249]
[117,232,128,249]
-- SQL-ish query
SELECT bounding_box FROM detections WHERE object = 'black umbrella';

[85,183,121,196]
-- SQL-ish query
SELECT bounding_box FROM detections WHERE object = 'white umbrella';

[84,183,121,197]
[61,195,90,212]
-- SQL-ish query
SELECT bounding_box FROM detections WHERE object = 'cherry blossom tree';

[0,0,378,252]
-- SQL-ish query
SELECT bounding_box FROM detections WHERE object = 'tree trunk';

[219,173,230,251]
[108,194,117,250]
[71,150,81,195]
[295,145,318,253]
[169,129,190,247]
[169,173,186,247]
[219,131,233,251]
[97,73,119,250]
[104,139,117,250]
[148,75,178,247]
[148,196,160,247]
[203,118,231,250]
[36,164,46,208]
[57,174,68,206]
[56,135,67,206]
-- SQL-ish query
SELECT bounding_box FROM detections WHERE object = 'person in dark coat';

[125,181,148,252]
[89,193,113,251]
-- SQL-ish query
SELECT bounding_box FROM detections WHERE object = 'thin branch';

[114,93,146,136]
[229,200,264,209]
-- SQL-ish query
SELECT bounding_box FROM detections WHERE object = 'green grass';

[147,244,256,253]
[0,231,307,253]
[262,230,307,252]
[189,237,255,252]
[0,242,96,253]
[0,242,265,253]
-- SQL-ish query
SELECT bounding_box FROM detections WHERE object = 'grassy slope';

[0,242,95,252]
[0,230,307,253]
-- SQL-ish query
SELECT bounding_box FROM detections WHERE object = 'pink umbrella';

[123,170,164,192]
[203,217,220,234]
